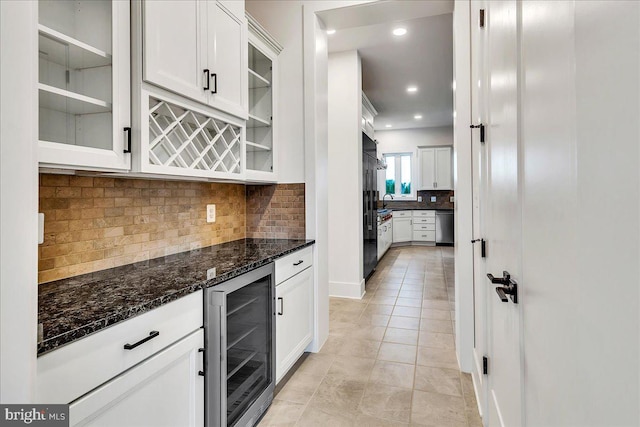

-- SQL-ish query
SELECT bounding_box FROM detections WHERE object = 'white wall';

[0,0,39,403]
[375,126,453,197]
[327,50,364,299]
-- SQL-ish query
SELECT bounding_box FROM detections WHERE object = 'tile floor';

[259,246,482,427]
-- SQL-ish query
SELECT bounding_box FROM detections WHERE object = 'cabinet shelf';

[248,69,270,89]
[38,24,112,69]
[247,114,271,128]
[39,83,112,115]
[246,141,271,152]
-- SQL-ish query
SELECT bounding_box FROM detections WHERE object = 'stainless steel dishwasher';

[436,211,454,245]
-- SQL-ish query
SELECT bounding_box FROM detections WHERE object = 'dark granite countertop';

[38,238,315,356]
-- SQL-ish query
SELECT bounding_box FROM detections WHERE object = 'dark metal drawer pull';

[198,348,205,376]
[293,260,304,266]
[124,330,159,350]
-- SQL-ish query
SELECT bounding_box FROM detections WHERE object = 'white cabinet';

[274,246,314,383]
[245,14,282,182]
[143,0,247,119]
[69,330,204,427]
[392,212,413,243]
[38,0,131,171]
[419,147,453,190]
[412,210,436,242]
[362,92,377,140]
[378,219,392,260]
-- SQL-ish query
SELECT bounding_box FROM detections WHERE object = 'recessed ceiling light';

[393,28,407,36]
[414,114,423,120]
[385,124,392,128]
[326,29,336,35]
[407,86,418,93]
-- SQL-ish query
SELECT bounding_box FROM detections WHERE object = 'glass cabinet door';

[38,0,130,170]
[246,42,274,176]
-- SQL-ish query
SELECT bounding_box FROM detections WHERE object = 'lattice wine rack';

[148,97,242,174]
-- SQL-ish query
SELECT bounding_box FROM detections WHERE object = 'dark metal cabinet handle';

[123,127,131,153]
[210,72,217,94]
[486,271,518,304]
[277,297,284,315]
[124,330,159,350]
[198,348,205,376]
[293,260,304,266]
[203,69,210,90]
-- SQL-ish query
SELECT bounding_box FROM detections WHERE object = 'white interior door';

[470,0,489,418]
[485,1,523,426]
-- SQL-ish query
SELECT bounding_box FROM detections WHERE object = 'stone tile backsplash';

[38,175,306,284]
[379,190,455,210]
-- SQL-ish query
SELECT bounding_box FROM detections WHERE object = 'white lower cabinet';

[274,246,314,383]
[69,330,204,427]
[392,216,412,243]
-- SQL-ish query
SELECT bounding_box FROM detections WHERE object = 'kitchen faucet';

[382,193,394,208]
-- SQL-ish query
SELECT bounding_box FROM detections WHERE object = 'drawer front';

[413,223,436,232]
[413,231,436,241]
[275,246,314,285]
[413,217,436,224]
[412,210,436,218]
[392,210,412,218]
[37,291,203,404]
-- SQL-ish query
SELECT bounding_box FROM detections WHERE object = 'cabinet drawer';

[413,231,436,241]
[412,210,436,218]
[37,291,203,404]
[392,210,412,218]
[413,217,436,224]
[413,224,436,232]
[275,246,313,285]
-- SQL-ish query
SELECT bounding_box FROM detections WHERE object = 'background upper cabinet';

[362,93,377,141]
[143,0,247,119]
[419,147,452,190]
[38,0,130,171]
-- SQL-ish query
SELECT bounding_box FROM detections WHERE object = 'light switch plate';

[38,213,44,244]
[430,196,437,202]
[417,196,422,202]
[450,196,455,203]
[206,204,216,223]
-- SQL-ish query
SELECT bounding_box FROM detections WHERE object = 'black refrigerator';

[362,132,378,280]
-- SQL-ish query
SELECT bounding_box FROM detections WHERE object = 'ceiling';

[319,1,454,131]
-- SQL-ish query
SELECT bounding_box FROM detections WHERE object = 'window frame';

[382,152,416,200]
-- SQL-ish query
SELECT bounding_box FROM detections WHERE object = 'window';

[383,153,414,198]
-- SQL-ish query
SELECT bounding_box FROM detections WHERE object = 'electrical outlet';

[430,196,437,202]
[450,196,455,203]
[206,204,216,223]
[417,196,422,202]
[207,267,217,280]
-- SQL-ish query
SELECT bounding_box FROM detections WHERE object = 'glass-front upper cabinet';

[38,0,130,171]
[245,14,282,182]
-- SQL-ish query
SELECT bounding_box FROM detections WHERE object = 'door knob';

[486,271,518,304]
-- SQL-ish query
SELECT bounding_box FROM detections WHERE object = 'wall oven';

[204,263,275,427]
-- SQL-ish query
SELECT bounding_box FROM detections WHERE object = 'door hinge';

[483,356,488,375]
[480,9,486,28]
[470,123,485,143]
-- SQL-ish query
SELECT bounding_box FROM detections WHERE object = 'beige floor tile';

[416,347,460,370]
[421,308,451,321]
[370,295,399,305]
[392,305,422,318]
[423,289,449,300]
[363,304,395,316]
[411,390,467,425]
[275,371,325,405]
[258,399,305,427]
[396,297,423,308]
[410,417,468,427]
[295,353,335,377]
[400,283,424,291]
[402,278,425,286]
[355,413,410,426]
[295,405,355,427]
[414,366,462,396]
[318,335,343,355]
[330,310,362,323]
[346,325,386,342]
[418,332,456,349]
[329,321,358,336]
[356,312,391,327]
[306,374,366,419]
[378,282,403,289]
[422,299,451,310]
[398,290,424,299]
[388,315,421,330]
[420,319,454,334]
[369,360,415,389]
[360,384,413,423]
[378,342,418,365]
[384,327,419,345]
[327,355,376,381]
[376,289,401,297]
[337,338,381,359]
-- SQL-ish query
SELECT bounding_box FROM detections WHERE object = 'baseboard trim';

[329,279,365,299]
